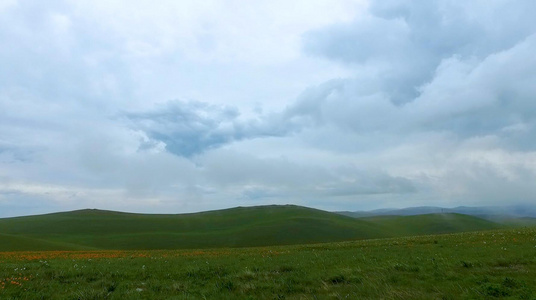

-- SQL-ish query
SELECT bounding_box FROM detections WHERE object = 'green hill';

[360,213,502,236]
[0,233,94,251]
[0,205,502,251]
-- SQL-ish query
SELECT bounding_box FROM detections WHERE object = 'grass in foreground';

[1,228,535,299]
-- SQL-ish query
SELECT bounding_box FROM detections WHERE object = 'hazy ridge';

[337,205,536,219]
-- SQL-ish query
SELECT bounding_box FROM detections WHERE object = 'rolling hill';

[359,213,502,236]
[0,205,502,251]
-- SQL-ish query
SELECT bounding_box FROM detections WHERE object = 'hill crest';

[0,205,502,251]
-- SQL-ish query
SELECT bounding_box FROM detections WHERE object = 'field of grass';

[361,213,502,236]
[1,227,535,299]
[0,205,502,251]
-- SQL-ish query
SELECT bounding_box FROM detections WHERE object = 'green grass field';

[1,228,535,299]
[1,205,532,298]
[0,205,502,251]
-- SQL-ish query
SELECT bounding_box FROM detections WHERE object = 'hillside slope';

[0,205,388,250]
[361,213,502,236]
[0,205,501,251]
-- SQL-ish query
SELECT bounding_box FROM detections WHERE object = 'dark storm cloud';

[293,0,536,152]
[116,1,536,159]
[128,25,536,157]
[303,0,536,104]
[127,100,304,157]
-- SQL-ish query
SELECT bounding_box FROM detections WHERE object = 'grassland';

[0,205,502,251]
[360,213,503,236]
[1,227,535,299]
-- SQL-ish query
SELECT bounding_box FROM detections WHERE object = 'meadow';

[1,227,535,299]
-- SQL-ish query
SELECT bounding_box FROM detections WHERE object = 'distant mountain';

[337,204,536,219]
[0,205,503,251]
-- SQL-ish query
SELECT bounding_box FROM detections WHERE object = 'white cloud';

[71,0,365,64]
[1,0,536,217]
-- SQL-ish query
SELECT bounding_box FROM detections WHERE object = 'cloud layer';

[1,0,536,217]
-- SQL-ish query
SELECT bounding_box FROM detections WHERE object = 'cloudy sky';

[1,0,536,217]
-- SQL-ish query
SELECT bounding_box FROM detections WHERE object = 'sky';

[1,0,536,217]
